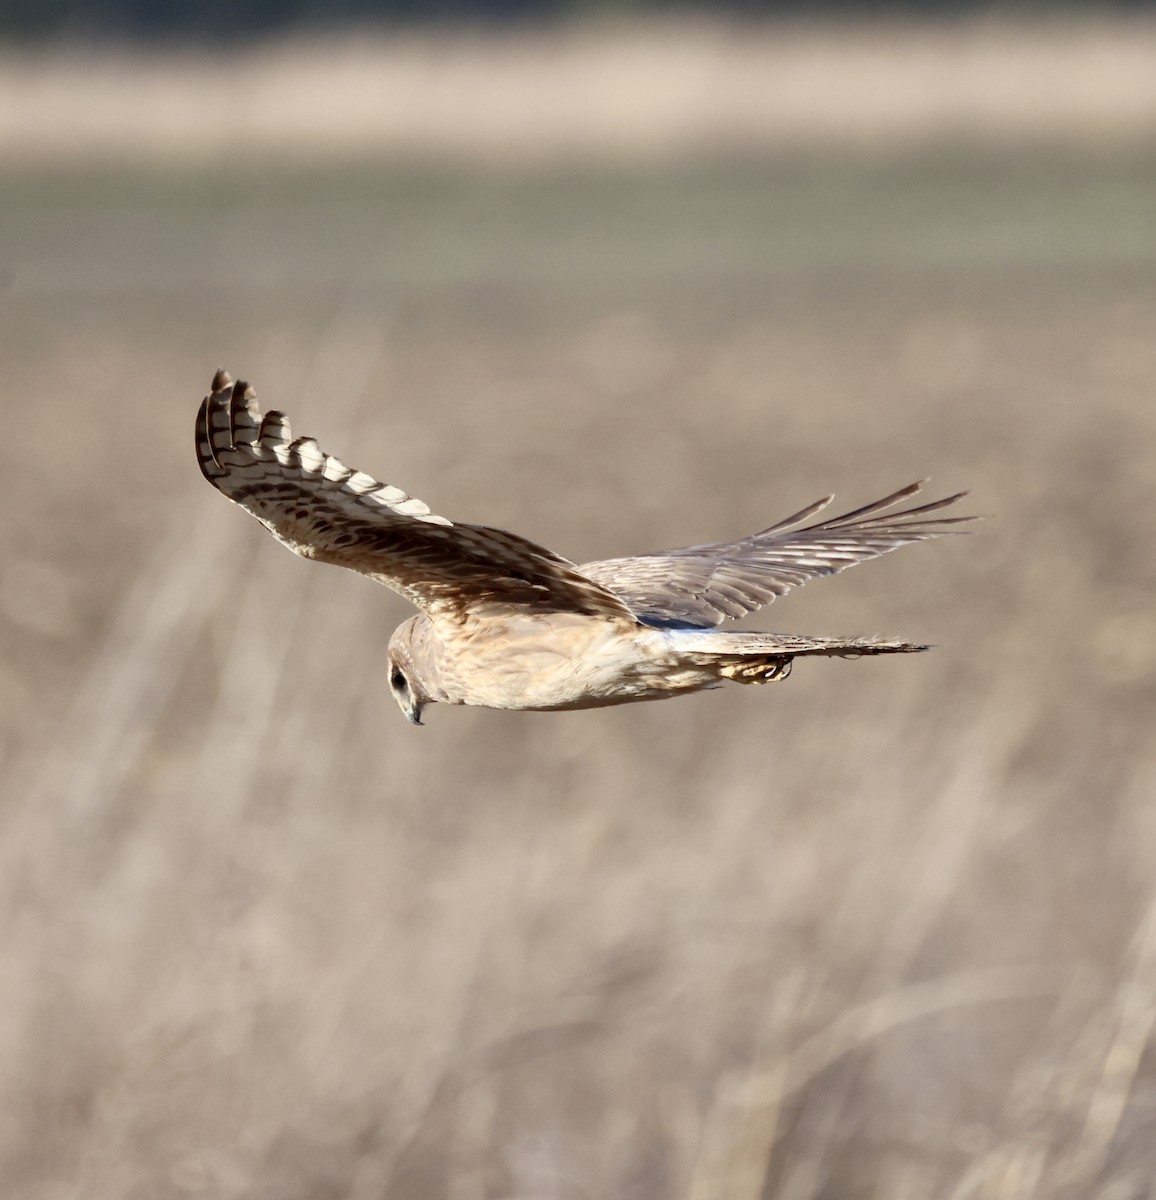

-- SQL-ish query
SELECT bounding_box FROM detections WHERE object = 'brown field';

[2,110,1156,1197]
[5,18,1156,163]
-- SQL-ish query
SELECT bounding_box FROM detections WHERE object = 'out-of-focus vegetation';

[3,20,1156,1199]
[7,21,1156,166]
[4,0,1156,41]
[2,140,1155,1197]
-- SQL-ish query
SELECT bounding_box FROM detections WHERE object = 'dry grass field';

[2,87,1156,1198]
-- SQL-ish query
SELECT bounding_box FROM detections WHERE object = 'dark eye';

[391,669,406,691]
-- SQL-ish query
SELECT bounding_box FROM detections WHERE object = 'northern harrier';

[197,371,973,724]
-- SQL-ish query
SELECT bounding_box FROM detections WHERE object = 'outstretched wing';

[196,370,634,623]
[579,482,975,629]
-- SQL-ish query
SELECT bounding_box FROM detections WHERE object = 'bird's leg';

[716,655,794,684]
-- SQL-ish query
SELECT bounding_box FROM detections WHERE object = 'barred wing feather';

[580,482,974,629]
[196,370,634,624]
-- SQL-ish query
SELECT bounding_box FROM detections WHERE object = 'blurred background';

[2,2,1156,1197]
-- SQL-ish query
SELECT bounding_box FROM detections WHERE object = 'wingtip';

[211,367,233,394]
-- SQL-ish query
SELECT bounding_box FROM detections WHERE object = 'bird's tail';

[666,629,929,684]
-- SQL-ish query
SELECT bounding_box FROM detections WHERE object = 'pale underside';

[196,371,974,718]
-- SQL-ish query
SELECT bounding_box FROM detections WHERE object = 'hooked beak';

[403,699,424,726]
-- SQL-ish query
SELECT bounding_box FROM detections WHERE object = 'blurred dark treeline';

[4,0,1155,41]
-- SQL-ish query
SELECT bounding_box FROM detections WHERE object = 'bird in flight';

[197,370,973,725]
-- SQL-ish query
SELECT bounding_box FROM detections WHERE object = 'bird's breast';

[438,614,668,711]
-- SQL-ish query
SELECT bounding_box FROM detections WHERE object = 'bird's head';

[387,616,438,726]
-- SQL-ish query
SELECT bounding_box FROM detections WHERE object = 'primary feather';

[196,370,633,625]
[580,482,973,629]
